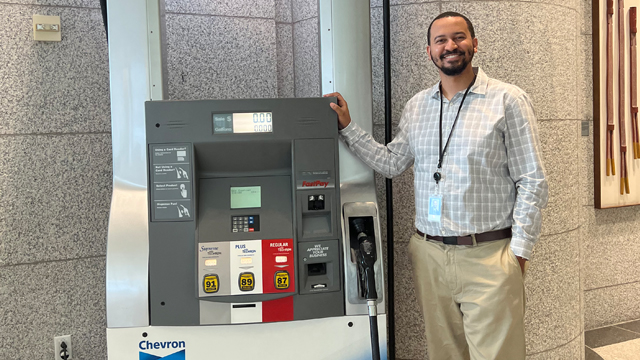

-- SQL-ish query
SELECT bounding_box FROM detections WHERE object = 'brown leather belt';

[416,228,512,245]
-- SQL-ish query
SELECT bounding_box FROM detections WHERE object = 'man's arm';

[504,92,549,262]
[324,92,415,178]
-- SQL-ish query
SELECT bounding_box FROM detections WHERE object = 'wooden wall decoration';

[594,0,640,208]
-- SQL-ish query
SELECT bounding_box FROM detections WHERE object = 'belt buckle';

[443,236,458,245]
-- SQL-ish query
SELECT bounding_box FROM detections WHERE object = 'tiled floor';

[586,320,640,360]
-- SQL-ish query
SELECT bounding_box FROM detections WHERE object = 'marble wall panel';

[581,0,593,35]
[293,17,320,97]
[524,230,582,354]
[579,34,595,207]
[371,7,385,126]
[441,0,580,12]
[277,24,294,98]
[585,281,640,329]
[165,0,274,18]
[165,14,277,100]
[385,3,441,125]
[581,129,594,207]
[276,0,292,23]
[371,125,416,246]
[2,0,98,7]
[537,120,581,235]
[70,257,107,360]
[582,206,640,290]
[526,334,583,360]
[0,5,110,134]
[0,134,112,266]
[0,257,106,360]
[292,0,317,23]
[443,2,578,121]
[579,35,594,122]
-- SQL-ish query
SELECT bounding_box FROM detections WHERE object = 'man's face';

[427,17,478,76]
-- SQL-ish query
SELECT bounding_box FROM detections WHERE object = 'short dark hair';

[427,12,475,45]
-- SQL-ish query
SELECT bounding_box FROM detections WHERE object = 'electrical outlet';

[54,335,72,360]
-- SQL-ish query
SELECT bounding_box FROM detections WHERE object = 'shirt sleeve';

[504,92,549,260]
[339,104,415,179]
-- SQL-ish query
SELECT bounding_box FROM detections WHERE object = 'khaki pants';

[408,233,526,360]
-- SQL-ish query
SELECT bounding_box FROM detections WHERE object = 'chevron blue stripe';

[139,350,185,360]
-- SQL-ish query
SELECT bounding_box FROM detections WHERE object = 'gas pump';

[106,98,387,359]
[105,1,386,359]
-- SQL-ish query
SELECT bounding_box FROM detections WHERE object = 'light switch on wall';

[33,15,61,42]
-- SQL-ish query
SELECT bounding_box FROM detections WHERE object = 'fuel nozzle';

[353,218,378,301]
[349,216,381,360]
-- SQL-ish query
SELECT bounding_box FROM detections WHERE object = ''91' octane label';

[203,274,219,293]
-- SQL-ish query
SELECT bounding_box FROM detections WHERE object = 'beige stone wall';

[1,0,638,359]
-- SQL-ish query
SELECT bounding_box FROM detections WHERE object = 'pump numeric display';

[212,112,273,134]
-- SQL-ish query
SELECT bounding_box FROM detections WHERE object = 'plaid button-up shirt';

[340,68,548,259]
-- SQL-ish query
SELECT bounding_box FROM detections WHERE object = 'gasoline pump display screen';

[213,112,273,134]
[230,186,261,209]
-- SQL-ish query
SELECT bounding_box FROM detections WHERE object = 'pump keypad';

[231,215,260,232]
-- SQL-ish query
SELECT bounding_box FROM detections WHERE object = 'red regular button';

[249,228,254,232]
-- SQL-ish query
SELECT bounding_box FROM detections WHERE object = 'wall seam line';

[0,255,105,269]
[541,224,581,237]
[0,131,110,137]
[291,0,296,97]
[293,16,319,25]
[585,280,640,292]
[526,331,583,356]
[165,11,274,21]
[588,319,640,331]
[439,0,579,14]
[372,0,578,14]
[538,118,591,122]
[0,2,99,10]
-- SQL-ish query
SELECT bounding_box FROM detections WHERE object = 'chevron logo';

[139,349,185,360]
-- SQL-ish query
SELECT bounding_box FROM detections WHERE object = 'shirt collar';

[427,67,489,99]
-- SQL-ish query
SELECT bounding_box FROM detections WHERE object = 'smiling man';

[325,12,548,360]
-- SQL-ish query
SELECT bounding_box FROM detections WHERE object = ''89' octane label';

[238,272,255,291]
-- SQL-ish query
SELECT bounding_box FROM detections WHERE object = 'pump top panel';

[145,98,344,326]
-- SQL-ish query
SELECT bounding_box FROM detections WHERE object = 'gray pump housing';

[145,98,345,326]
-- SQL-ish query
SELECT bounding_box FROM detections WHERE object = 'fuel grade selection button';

[203,274,219,293]
[274,271,290,290]
[238,272,255,291]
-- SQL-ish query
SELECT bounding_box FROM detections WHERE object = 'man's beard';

[431,49,474,76]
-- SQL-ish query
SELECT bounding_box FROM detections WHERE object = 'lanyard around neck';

[434,75,477,184]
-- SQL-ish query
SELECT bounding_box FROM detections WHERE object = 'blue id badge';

[428,195,443,223]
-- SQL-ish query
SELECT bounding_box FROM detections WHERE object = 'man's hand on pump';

[324,92,352,129]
